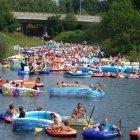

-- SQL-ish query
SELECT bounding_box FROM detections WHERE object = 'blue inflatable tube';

[22,51,33,55]
[50,87,105,98]
[100,66,126,73]
[18,70,30,75]
[83,128,120,139]
[125,66,139,73]
[12,111,62,131]
[64,72,91,77]
[39,69,50,74]
[0,112,11,120]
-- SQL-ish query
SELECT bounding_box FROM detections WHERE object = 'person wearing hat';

[71,103,86,120]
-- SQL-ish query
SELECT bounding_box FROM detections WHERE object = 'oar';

[83,105,95,130]
[119,119,122,136]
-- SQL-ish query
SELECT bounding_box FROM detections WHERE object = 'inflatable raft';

[0,112,11,120]
[64,71,92,78]
[2,84,40,96]
[83,128,120,139]
[49,85,105,98]
[9,79,44,87]
[129,129,139,138]
[45,126,77,137]
[62,116,93,127]
[12,111,62,131]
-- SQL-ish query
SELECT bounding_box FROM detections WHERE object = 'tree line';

[7,0,111,15]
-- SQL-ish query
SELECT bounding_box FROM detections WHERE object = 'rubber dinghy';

[49,84,105,98]
[12,111,62,130]
[64,71,92,77]
[2,84,40,96]
[129,129,139,138]
[45,126,77,137]
[83,128,120,139]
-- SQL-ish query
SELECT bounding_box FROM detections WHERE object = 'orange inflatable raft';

[0,79,5,86]
[9,80,44,87]
[45,127,77,137]
[129,130,138,137]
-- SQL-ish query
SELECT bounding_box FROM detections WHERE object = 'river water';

[0,68,140,140]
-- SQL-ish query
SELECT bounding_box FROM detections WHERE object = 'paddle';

[83,105,95,130]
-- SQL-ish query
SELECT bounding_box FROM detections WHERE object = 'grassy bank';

[1,32,42,47]
[0,32,42,59]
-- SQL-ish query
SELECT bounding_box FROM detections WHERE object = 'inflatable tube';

[2,64,9,68]
[100,66,126,73]
[0,79,5,86]
[64,71,91,78]
[49,86,105,98]
[39,69,50,74]
[5,117,12,123]
[0,112,11,120]
[22,51,33,55]
[92,73,107,77]
[52,83,85,88]
[18,70,30,75]
[12,111,62,130]
[9,80,44,87]
[2,84,40,96]
[45,126,77,137]
[129,130,138,137]
[83,128,120,139]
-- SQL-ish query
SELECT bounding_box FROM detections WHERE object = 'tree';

[93,0,140,58]
[63,13,78,31]
[0,0,16,32]
[47,15,64,37]
[0,34,8,61]
[82,0,99,15]
[59,0,67,14]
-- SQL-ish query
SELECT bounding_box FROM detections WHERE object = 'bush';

[54,30,86,43]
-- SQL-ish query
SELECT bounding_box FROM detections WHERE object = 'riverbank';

[0,32,42,59]
[0,32,41,47]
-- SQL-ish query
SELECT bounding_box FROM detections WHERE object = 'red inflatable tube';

[129,130,138,137]
[45,127,77,137]
[4,117,12,123]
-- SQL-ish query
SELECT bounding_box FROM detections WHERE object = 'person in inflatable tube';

[50,113,62,131]
[92,117,120,132]
[6,104,17,116]
[19,106,25,118]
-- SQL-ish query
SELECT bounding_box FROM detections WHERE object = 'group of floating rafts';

[64,71,92,78]
[92,72,140,79]
[49,83,105,98]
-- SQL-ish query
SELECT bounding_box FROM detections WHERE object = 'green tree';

[82,0,99,15]
[7,0,59,13]
[59,0,67,14]
[63,13,78,31]
[93,0,140,58]
[0,0,16,32]
[0,34,8,61]
[47,15,64,37]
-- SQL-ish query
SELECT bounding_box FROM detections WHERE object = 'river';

[0,68,140,140]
